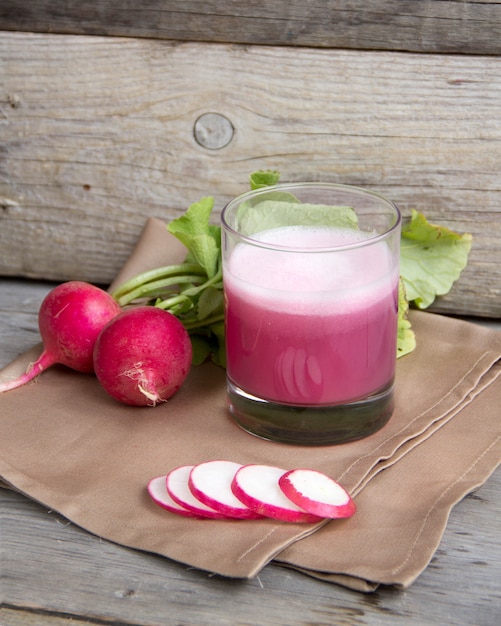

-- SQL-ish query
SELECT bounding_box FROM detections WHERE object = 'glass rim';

[221,182,402,253]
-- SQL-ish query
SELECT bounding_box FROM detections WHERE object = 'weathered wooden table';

[1,278,500,626]
[2,2,501,623]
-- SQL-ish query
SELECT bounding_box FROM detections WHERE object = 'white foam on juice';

[225,226,397,313]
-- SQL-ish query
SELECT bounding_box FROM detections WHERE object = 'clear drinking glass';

[221,182,401,445]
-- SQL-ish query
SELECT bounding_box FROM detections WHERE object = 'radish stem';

[183,314,225,331]
[115,274,206,306]
[112,263,206,300]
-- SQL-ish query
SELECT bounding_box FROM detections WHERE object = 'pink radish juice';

[224,225,399,407]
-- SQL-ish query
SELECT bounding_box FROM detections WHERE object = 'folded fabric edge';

[0,458,328,581]
[275,562,380,593]
[353,364,501,495]
[277,459,501,592]
[384,443,501,589]
[276,360,501,589]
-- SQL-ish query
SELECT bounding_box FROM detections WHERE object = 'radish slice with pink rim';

[147,475,200,518]
[166,465,232,519]
[231,464,324,523]
[189,460,263,520]
[279,469,356,519]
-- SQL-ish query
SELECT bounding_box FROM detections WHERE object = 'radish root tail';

[120,364,166,406]
[0,350,56,393]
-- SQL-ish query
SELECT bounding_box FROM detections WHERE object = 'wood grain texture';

[1,451,500,626]
[1,0,501,54]
[1,32,500,316]
[0,280,500,626]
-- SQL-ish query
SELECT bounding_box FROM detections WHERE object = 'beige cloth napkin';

[1,217,500,592]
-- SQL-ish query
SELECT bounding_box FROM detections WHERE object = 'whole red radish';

[0,281,121,393]
[93,306,192,406]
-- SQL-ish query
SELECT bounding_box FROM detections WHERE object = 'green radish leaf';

[167,197,221,278]
[183,234,220,279]
[236,199,358,236]
[197,287,224,321]
[397,279,416,358]
[400,210,472,309]
[189,335,214,366]
[249,169,281,190]
[114,169,473,367]
[208,321,226,367]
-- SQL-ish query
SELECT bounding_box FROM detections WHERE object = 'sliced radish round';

[231,464,324,523]
[147,475,200,518]
[166,465,232,520]
[189,460,263,520]
[279,469,356,519]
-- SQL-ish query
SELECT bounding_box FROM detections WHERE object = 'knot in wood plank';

[194,112,234,150]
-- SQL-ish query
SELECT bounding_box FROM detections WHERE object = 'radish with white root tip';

[189,460,263,520]
[147,475,200,518]
[231,464,325,523]
[278,468,356,519]
[93,306,192,406]
[165,465,232,519]
[0,281,121,394]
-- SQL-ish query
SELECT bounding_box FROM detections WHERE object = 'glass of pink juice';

[221,182,401,445]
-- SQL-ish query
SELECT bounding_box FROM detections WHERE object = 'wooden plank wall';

[1,1,500,317]
[1,0,500,54]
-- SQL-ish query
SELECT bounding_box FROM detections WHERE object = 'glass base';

[227,380,394,446]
